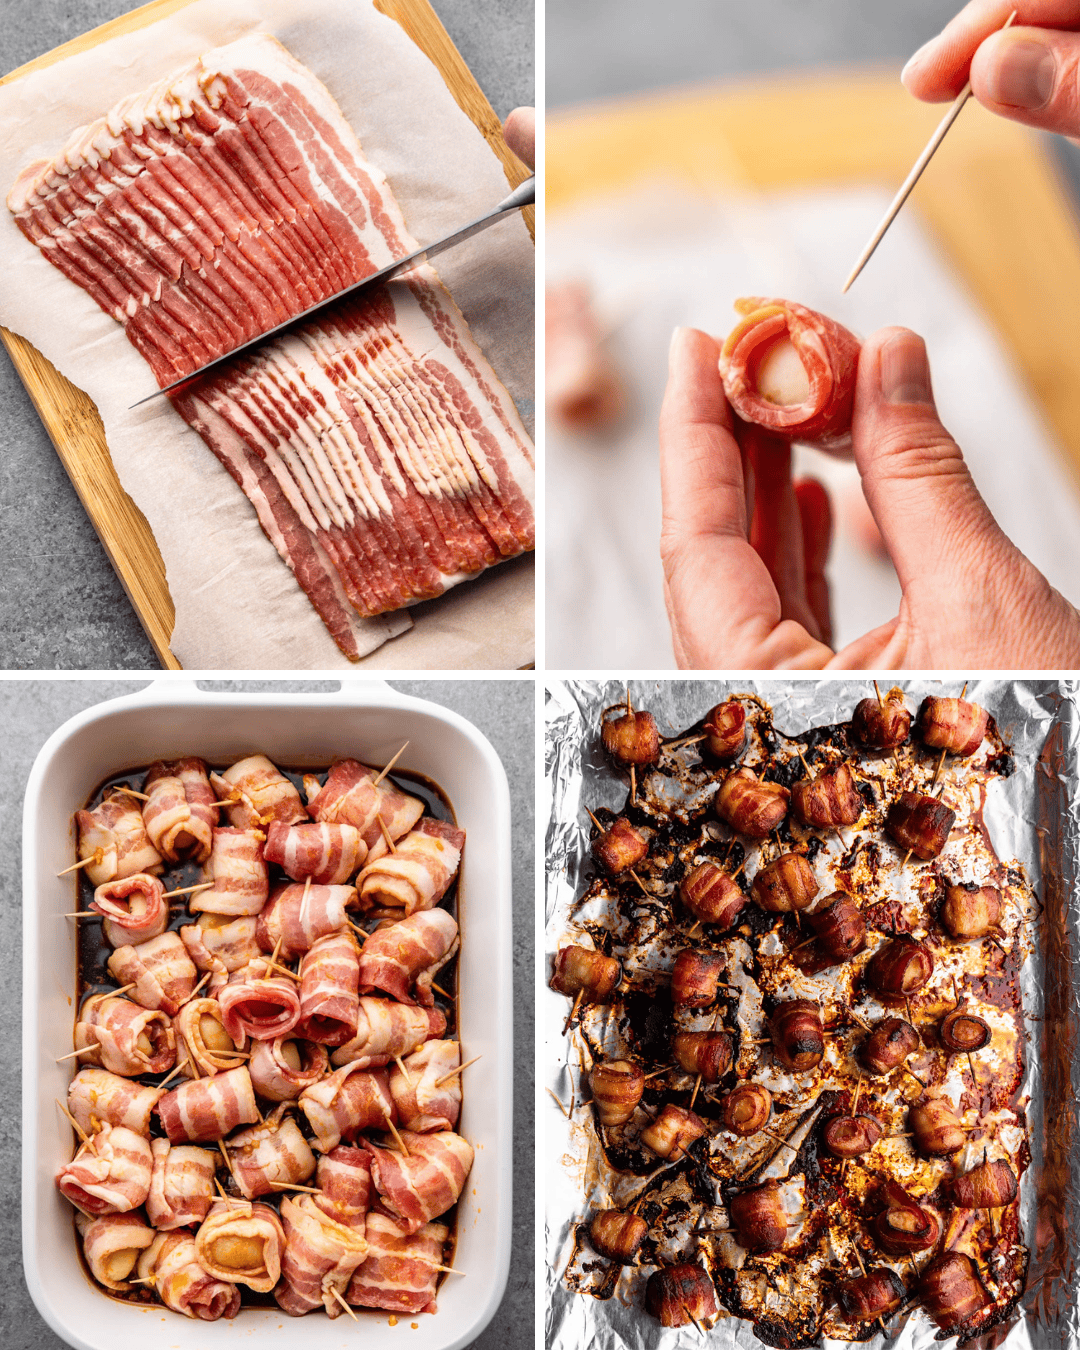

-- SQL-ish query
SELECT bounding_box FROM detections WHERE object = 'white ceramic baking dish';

[22,677,513,1350]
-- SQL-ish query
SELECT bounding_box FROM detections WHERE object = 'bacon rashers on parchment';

[8,33,534,662]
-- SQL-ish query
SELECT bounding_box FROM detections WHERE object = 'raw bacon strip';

[217,960,302,1042]
[227,1113,316,1199]
[156,1066,260,1143]
[146,1138,216,1229]
[211,754,307,829]
[356,909,459,1006]
[314,1146,371,1230]
[545,280,626,433]
[174,997,246,1077]
[75,795,163,887]
[263,820,366,885]
[192,827,269,915]
[275,1194,369,1317]
[719,297,861,451]
[364,777,427,861]
[299,1062,395,1152]
[195,1200,286,1292]
[136,1230,241,1321]
[142,758,217,862]
[295,931,361,1046]
[91,873,168,948]
[256,882,355,960]
[356,818,464,915]
[347,1214,448,1314]
[68,1068,163,1138]
[56,1124,153,1216]
[389,1041,461,1133]
[364,1131,473,1234]
[74,992,176,1077]
[249,1035,328,1101]
[107,931,198,1015]
[180,913,260,974]
[331,999,446,1069]
[76,1210,156,1291]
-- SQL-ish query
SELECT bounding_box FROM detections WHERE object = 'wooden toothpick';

[373,743,409,787]
[435,1055,480,1087]
[112,785,150,801]
[563,989,585,1035]
[56,1098,89,1143]
[377,814,397,853]
[56,1046,97,1063]
[161,881,215,900]
[430,980,453,1001]
[331,1286,359,1321]
[383,1112,411,1156]
[56,850,104,878]
[394,1055,413,1086]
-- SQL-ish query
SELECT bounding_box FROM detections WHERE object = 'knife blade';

[130,174,535,408]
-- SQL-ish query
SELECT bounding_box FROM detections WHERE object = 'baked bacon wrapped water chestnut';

[751,852,818,914]
[792,762,861,831]
[885,792,956,861]
[588,1209,648,1264]
[836,1268,906,1325]
[715,767,789,838]
[550,945,621,1003]
[805,892,866,965]
[769,999,824,1072]
[950,1159,1018,1209]
[872,1181,942,1255]
[729,1180,788,1251]
[918,697,989,758]
[640,1104,707,1161]
[592,817,649,877]
[865,936,934,998]
[670,950,724,1008]
[701,700,747,762]
[722,1083,772,1136]
[822,1114,884,1159]
[859,1017,920,1076]
[679,861,746,929]
[852,693,911,750]
[589,1060,645,1127]
[645,1263,719,1328]
[939,883,1001,940]
[601,706,660,767]
[673,1031,733,1081]
[940,1009,992,1053]
[908,1097,967,1156]
[918,1252,989,1332]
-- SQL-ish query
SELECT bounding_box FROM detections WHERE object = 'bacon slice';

[193,827,269,915]
[211,754,307,829]
[545,279,626,433]
[91,873,169,947]
[76,795,162,887]
[249,1036,329,1101]
[195,1200,286,1292]
[295,931,361,1045]
[356,909,459,1006]
[68,1068,163,1138]
[180,913,260,974]
[719,297,861,451]
[364,1131,473,1233]
[314,1146,372,1231]
[256,882,355,960]
[142,758,217,862]
[146,1138,216,1230]
[389,1040,461,1133]
[227,1113,317,1199]
[56,1123,153,1216]
[76,1210,156,1291]
[156,1066,260,1143]
[217,960,302,1042]
[275,1194,369,1317]
[263,820,366,885]
[365,777,426,861]
[331,999,446,1069]
[305,760,424,859]
[136,1230,241,1321]
[106,931,197,1015]
[174,997,246,1077]
[74,992,176,1076]
[356,818,464,916]
[299,1061,395,1152]
[347,1213,448,1314]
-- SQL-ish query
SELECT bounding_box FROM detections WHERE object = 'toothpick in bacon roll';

[356,818,465,916]
[74,993,176,1077]
[263,820,367,887]
[917,697,989,758]
[722,1083,772,1136]
[600,706,660,767]
[672,1031,733,1083]
[68,1068,163,1138]
[702,700,747,762]
[389,1040,461,1133]
[645,1263,719,1328]
[639,1104,707,1162]
[591,816,649,877]
[56,1124,153,1217]
[330,999,446,1070]
[858,1017,920,1077]
[589,1060,645,1128]
[679,860,747,929]
[670,950,724,1008]
[939,883,1001,941]
[193,827,270,916]
[106,931,197,1016]
[550,945,621,1004]
[872,1180,942,1255]
[792,761,862,831]
[728,1180,788,1251]
[588,1209,648,1265]
[156,1065,260,1144]
[295,931,361,1046]
[364,1131,473,1235]
[852,693,911,750]
[195,1200,287,1292]
[305,759,424,861]
[356,909,459,1006]
[751,852,819,914]
[249,1036,329,1101]
[181,913,261,974]
[804,892,866,966]
[907,1097,967,1156]
[918,1252,989,1332]
[836,1268,906,1326]
[146,1138,216,1229]
[76,1211,156,1291]
[769,999,825,1072]
[76,793,163,888]
[142,758,217,862]
[256,882,356,961]
[822,1113,883,1159]
[91,873,169,948]
[227,1112,317,1199]
[299,1061,396,1153]
[218,959,302,1043]
[174,997,246,1078]
[884,791,956,861]
[950,1159,1017,1210]
[211,754,307,829]
[865,936,934,999]
[136,1229,241,1321]
[347,1214,449,1314]
[714,767,789,839]
[275,1194,369,1317]
[718,297,861,452]
[314,1146,372,1231]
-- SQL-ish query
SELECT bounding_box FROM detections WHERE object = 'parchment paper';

[0,0,534,670]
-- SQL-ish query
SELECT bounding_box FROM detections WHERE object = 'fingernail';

[669,326,689,375]
[984,37,1056,109]
[879,333,933,406]
[901,38,935,90]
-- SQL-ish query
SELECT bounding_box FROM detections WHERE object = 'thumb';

[970,26,1080,136]
[851,328,1011,595]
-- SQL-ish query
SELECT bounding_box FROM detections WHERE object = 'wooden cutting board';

[548,72,1080,490]
[0,0,533,670]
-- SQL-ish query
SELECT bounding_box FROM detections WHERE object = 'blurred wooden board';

[548,71,1080,488]
[0,0,532,670]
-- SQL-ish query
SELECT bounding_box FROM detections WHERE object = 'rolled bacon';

[918,1252,988,1332]
[729,1180,788,1252]
[940,883,1001,940]
[679,861,746,929]
[702,700,747,762]
[250,1037,329,1101]
[550,945,621,1004]
[346,1214,448,1314]
[295,931,361,1046]
[68,1068,163,1138]
[751,853,818,914]
[74,993,175,1077]
[263,820,366,886]
[181,913,260,973]
[718,297,861,451]
[194,1200,286,1292]
[592,816,649,876]
[143,758,217,862]
[275,1193,368,1317]
[822,1114,883,1159]
[588,1209,648,1265]
[192,827,269,916]
[805,892,866,965]
[852,694,911,750]
[357,909,459,1006]
[76,1210,156,1291]
[56,1124,153,1217]
[670,950,724,1008]
[722,1083,772,1136]
[885,792,956,861]
[174,997,246,1077]
[639,1104,706,1162]
[76,794,162,887]
[950,1159,1017,1210]
[228,1113,317,1199]
[791,762,861,830]
[91,873,168,948]
[257,882,355,960]
[601,708,659,767]
[908,1097,967,1156]
[389,1040,461,1132]
[212,754,307,829]
[866,937,934,998]
[770,999,824,1072]
[645,1263,719,1328]
[218,960,302,1043]
[918,697,989,758]
[356,818,464,916]
[107,931,197,1016]
[314,1146,372,1230]
[837,1269,906,1325]
[859,1017,920,1076]
[299,1061,396,1152]
[365,1130,473,1234]
[873,1180,942,1255]
[714,767,789,838]
[305,759,424,861]
[673,1031,732,1082]
[136,1229,241,1321]
[331,999,446,1070]
[940,1010,991,1053]
[145,1138,216,1229]
[589,1060,645,1127]
[156,1066,260,1143]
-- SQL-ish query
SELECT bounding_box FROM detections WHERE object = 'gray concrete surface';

[0,677,534,1349]
[0,0,534,670]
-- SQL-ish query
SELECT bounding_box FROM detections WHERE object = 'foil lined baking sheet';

[543,679,1080,1349]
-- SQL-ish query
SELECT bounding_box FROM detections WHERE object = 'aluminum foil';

[543,679,1080,1350]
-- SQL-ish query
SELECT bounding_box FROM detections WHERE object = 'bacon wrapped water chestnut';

[331,999,446,1070]
[722,1083,772,1136]
[174,998,246,1079]
[908,1098,967,1156]
[752,852,818,914]
[550,945,621,1003]
[228,1114,318,1200]
[588,1209,648,1264]
[136,1229,241,1321]
[918,697,989,758]
[356,909,459,1006]
[76,1211,156,1292]
[885,792,956,861]
[249,1037,329,1101]
[715,768,789,838]
[918,1252,989,1331]
[389,1040,462,1133]
[859,1017,920,1076]
[589,1060,645,1127]
[299,1062,396,1153]
[673,1031,733,1082]
[679,861,746,929]
[645,1263,719,1328]
[806,892,866,965]
[182,913,261,974]
[263,820,366,887]
[193,827,270,915]
[156,1065,261,1144]
[68,1068,163,1138]
[591,816,649,876]
[702,700,747,762]
[55,1124,153,1217]
[852,693,911,750]
[212,754,307,829]
[872,1181,942,1255]
[356,818,464,916]
[836,1268,906,1325]
[106,931,198,1015]
[74,994,176,1078]
[792,762,861,830]
[950,1159,1018,1210]
[865,936,934,998]
[364,1130,474,1234]
[76,793,163,887]
[940,1009,992,1053]
[640,1104,707,1161]
[142,758,218,862]
[601,705,660,768]
[194,1200,287,1293]
[670,950,724,1008]
[939,883,1001,940]
[146,1138,216,1229]
[346,1214,449,1315]
[769,999,824,1072]
[91,873,168,948]
[822,1113,884,1159]
[729,1180,788,1251]
[273,1193,368,1317]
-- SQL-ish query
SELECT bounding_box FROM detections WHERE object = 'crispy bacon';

[356,909,459,1006]
[275,1193,368,1317]
[729,1180,788,1251]
[589,1209,648,1264]
[940,1010,991,1053]
[859,1017,920,1076]
[218,960,302,1042]
[805,892,866,965]
[136,1230,241,1320]
[600,708,659,767]
[314,1146,372,1230]
[837,1269,906,1324]
[389,1040,461,1132]
[76,794,163,887]
[671,950,724,1008]
[592,817,649,876]
[299,1062,396,1152]
[866,937,934,997]
[156,1065,260,1143]
[939,883,1001,940]
[346,1213,448,1314]
[908,1098,967,1156]
[885,792,956,861]
[180,913,260,973]
[76,1210,156,1291]
[702,701,747,762]
[918,697,989,758]
[872,1180,942,1255]
[193,827,269,916]
[714,768,789,838]
[174,997,246,1077]
[256,882,355,960]
[56,1124,153,1216]
[822,1114,883,1158]
[143,759,217,862]
[227,1114,317,1199]
[640,1105,706,1161]
[146,1138,216,1229]
[74,993,175,1076]
[364,1131,474,1233]
[356,818,464,915]
[91,873,168,948]
[673,1031,732,1082]
[751,853,818,913]
[646,1264,718,1328]
[770,999,824,1072]
[331,999,446,1069]
[792,761,861,830]
[852,694,910,750]
[249,1037,329,1101]
[918,1252,988,1331]
[295,931,361,1045]
[722,1083,772,1136]
[950,1159,1017,1209]
[263,820,366,886]
[106,931,197,1015]
[550,945,621,1002]
[589,1060,645,1127]
[194,1200,286,1292]
[679,861,746,929]
[212,754,307,829]
[68,1068,163,1138]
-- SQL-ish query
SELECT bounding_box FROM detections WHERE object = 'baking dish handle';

[108,676,399,704]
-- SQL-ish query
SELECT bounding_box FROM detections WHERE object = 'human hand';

[902,1,1080,137]
[659,324,1080,669]
[503,107,535,169]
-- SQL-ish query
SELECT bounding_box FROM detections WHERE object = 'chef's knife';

[131,174,535,408]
